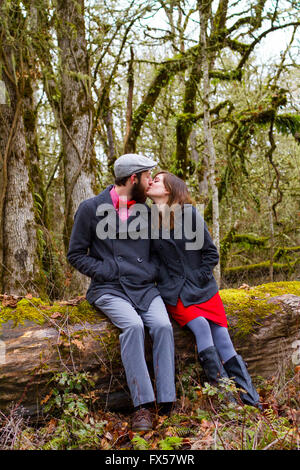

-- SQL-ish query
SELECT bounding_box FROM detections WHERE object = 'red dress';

[166,292,228,328]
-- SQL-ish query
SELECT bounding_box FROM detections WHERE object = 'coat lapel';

[95,185,150,239]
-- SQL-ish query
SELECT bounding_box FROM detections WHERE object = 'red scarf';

[116,199,136,210]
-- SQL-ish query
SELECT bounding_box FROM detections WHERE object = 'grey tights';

[186,316,236,363]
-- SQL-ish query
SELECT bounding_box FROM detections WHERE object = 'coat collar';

[95,185,114,205]
[95,185,150,236]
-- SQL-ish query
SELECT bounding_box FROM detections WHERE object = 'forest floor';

[0,364,299,451]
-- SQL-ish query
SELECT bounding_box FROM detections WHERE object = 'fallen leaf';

[58,296,86,306]
[143,430,155,439]
[50,312,62,319]
[182,438,191,446]
[106,420,114,432]
[46,418,57,433]
[41,391,53,405]
[200,419,212,430]
[100,438,111,449]
[238,283,250,289]
[191,435,214,450]
[71,339,85,350]
[1,294,21,307]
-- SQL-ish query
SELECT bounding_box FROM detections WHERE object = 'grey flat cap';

[114,153,157,178]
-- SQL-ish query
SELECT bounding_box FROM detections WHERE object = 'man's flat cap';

[114,153,157,178]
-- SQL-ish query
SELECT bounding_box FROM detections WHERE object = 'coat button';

[117,255,123,261]
[137,257,143,263]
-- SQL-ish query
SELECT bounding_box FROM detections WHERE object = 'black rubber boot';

[198,346,237,404]
[198,346,229,384]
[224,355,262,409]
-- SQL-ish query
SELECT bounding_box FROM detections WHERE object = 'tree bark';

[56,0,98,293]
[0,286,299,417]
[0,2,39,295]
[23,3,50,231]
[199,0,221,287]
[124,47,134,155]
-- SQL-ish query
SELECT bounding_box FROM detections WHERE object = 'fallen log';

[0,281,299,416]
[223,259,300,283]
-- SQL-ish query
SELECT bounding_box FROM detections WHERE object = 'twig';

[262,437,281,450]
[206,399,227,450]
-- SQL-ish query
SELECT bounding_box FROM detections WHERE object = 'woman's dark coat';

[152,205,219,306]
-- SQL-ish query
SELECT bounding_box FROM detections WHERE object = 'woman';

[147,171,261,408]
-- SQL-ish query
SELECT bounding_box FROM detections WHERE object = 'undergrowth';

[0,365,299,450]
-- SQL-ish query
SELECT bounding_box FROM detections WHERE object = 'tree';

[199,0,221,285]
[55,0,97,244]
[0,0,39,295]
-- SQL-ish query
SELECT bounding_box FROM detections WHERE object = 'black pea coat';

[67,185,160,312]
[152,205,219,306]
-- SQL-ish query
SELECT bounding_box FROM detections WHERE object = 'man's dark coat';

[67,185,160,312]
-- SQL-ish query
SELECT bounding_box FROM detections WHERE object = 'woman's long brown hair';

[154,171,193,206]
[153,171,193,228]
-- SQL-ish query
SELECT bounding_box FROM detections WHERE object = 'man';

[67,154,176,431]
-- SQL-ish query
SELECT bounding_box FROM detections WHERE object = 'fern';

[158,436,183,450]
[176,426,197,437]
[131,435,150,450]
[274,114,300,140]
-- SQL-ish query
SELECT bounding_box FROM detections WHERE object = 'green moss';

[23,109,36,133]
[220,281,300,337]
[97,328,121,367]
[246,281,300,296]
[23,78,33,99]
[274,246,300,260]
[210,69,242,81]
[0,297,48,327]
[224,259,300,277]
[46,300,105,325]
[1,282,299,343]
[232,234,269,247]
[62,113,74,128]
[220,226,238,269]
[0,298,103,329]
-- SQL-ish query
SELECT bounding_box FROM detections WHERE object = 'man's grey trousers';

[94,293,176,408]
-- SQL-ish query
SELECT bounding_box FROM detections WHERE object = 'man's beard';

[131,181,147,204]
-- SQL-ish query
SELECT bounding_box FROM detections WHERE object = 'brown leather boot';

[132,407,153,431]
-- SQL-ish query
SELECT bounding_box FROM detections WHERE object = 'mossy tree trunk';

[174,45,201,179]
[0,283,299,416]
[23,77,49,229]
[22,4,50,232]
[0,1,39,295]
[199,0,221,286]
[56,0,98,293]
[123,54,191,154]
